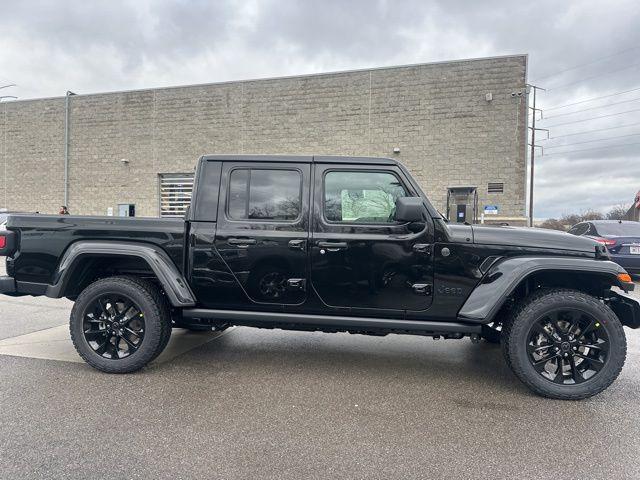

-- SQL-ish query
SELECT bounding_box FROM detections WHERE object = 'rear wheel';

[70,276,172,373]
[502,289,626,400]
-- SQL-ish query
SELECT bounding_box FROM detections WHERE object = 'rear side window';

[193,161,221,222]
[227,169,301,221]
[324,170,408,223]
[568,223,589,236]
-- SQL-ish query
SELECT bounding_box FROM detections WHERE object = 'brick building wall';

[0,55,528,220]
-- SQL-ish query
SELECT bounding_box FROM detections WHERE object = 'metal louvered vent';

[488,182,504,194]
[159,173,194,217]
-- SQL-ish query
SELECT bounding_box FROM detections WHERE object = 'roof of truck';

[200,154,399,165]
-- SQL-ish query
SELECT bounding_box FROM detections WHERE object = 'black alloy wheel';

[70,276,171,373]
[502,289,626,400]
[82,294,146,359]
[526,308,608,385]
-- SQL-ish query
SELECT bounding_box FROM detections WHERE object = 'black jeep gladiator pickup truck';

[1,155,639,399]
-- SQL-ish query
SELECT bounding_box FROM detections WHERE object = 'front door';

[310,164,434,313]
[213,161,310,306]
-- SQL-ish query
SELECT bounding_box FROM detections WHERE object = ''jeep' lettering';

[437,285,464,296]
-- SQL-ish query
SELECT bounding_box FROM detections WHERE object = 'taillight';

[0,236,5,249]
[593,237,616,247]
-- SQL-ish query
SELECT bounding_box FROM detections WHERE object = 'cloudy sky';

[1,0,639,219]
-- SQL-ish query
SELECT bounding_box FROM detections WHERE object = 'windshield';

[0,214,7,225]
[596,222,640,236]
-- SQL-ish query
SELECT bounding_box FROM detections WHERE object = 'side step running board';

[181,309,481,335]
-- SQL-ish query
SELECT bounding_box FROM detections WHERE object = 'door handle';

[288,239,306,251]
[317,241,348,251]
[413,243,431,255]
[228,238,256,247]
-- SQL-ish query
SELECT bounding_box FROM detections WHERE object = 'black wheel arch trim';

[457,256,632,325]
[46,241,196,307]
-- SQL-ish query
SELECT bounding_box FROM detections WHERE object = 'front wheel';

[502,289,627,400]
[70,276,172,373]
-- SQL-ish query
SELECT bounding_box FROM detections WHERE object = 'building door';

[310,164,434,313]
[118,204,135,217]
[212,161,310,306]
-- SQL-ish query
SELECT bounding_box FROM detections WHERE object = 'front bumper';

[0,276,16,294]
[608,289,640,329]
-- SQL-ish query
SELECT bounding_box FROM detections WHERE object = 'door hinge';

[413,243,431,255]
[287,278,306,291]
[412,283,432,296]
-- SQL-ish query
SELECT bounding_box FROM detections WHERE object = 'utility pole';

[64,91,76,207]
[527,84,546,227]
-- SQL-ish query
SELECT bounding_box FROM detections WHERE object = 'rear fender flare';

[46,241,196,307]
[457,256,626,324]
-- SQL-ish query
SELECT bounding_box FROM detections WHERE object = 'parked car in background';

[568,220,640,274]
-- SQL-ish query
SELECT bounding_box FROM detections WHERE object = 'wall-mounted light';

[120,158,130,165]
[393,147,400,154]
[485,92,493,102]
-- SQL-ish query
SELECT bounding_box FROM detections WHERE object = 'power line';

[543,96,640,119]
[545,132,640,149]
[541,107,640,128]
[543,141,640,157]
[544,86,640,111]
[531,46,640,83]
[540,121,640,140]
[545,60,640,92]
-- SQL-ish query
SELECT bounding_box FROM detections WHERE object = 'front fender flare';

[46,241,196,307]
[457,256,626,324]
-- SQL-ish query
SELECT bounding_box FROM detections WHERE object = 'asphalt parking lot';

[1,266,640,479]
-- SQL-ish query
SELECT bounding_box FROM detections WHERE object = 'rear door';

[310,163,434,314]
[212,161,310,306]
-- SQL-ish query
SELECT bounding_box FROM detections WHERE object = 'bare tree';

[539,218,566,231]
[580,209,604,221]
[606,204,630,220]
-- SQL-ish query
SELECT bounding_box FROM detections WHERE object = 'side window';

[324,170,408,224]
[568,223,588,236]
[586,223,598,236]
[228,168,301,221]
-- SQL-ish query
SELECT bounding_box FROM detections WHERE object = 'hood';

[470,225,600,253]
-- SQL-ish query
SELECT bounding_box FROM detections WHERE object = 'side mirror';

[394,197,425,223]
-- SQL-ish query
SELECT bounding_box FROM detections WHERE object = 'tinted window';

[228,169,301,221]
[568,223,589,236]
[594,222,640,236]
[324,170,408,223]
[193,161,221,222]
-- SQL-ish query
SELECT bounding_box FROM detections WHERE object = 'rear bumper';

[0,276,16,294]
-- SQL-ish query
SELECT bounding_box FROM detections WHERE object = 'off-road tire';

[70,276,172,373]
[502,288,626,400]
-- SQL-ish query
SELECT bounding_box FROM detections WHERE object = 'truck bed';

[5,215,185,284]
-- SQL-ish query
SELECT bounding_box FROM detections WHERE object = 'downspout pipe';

[64,91,76,207]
